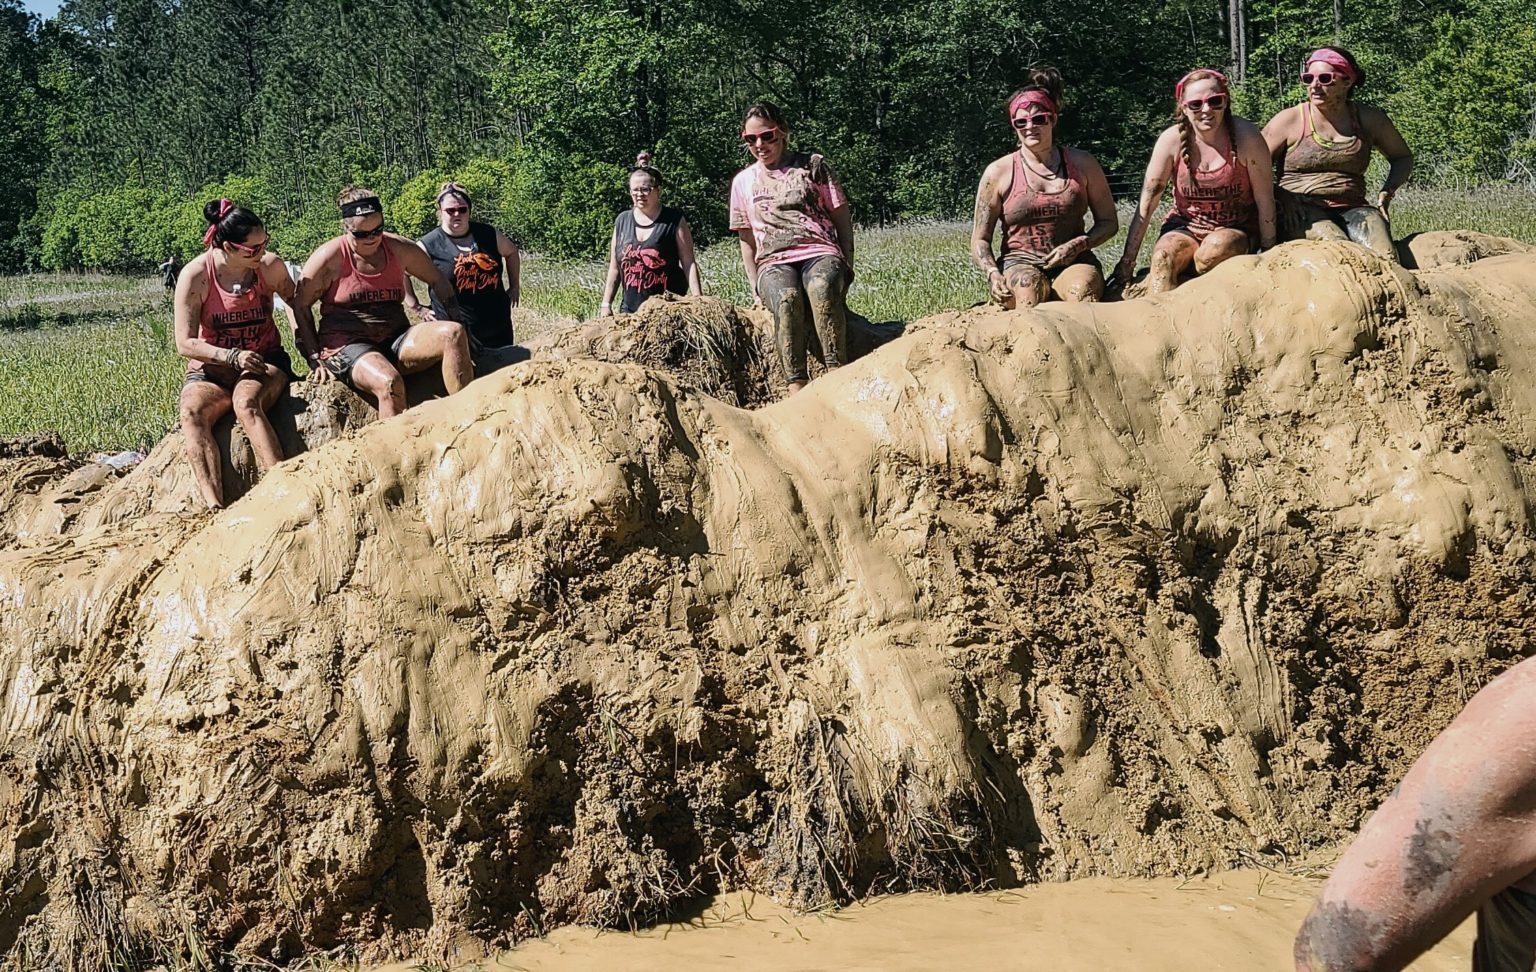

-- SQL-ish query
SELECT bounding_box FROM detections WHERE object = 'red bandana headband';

[1175,68,1230,101]
[1008,90,1057,119]
[1304,48,1355,80]
[203,198,233,247]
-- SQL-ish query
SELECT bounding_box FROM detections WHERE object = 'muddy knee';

[1194,230,1249,274]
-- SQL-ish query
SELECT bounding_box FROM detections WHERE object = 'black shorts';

[1159,213,1257,246]
[320,330,412,384]
[183,347,293,390]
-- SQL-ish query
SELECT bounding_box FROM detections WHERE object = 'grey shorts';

[320,330,411,384]
[183,348,293,390]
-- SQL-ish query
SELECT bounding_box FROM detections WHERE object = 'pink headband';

[1304,49,1355,80]
[203,198,232,247]
[1008,90,1057,118]
[1175,68,1229,101]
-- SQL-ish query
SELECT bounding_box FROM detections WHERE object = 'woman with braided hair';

[1262,46,1414,260]
[174,199,301,509]
[1113,69,1276,293]
[970,66,1118,308]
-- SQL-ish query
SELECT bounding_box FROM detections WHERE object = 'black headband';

[340,197,382,219]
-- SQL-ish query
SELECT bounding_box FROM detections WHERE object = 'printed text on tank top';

[336,238,404,304]
[198,250,279,353]
[1001,148,1089,264]
[317,238,409,351]
[1173,130,1256,234]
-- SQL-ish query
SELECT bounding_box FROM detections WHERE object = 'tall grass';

[4,187,1535,453]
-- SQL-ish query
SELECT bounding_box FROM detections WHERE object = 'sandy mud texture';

[1,234,1534,967]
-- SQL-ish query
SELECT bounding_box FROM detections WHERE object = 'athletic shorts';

[320,329,412,384]
[999,250,1102,281]
[1159,213,1258,247]
[183,347,293,390]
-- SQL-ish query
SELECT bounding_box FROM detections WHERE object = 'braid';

[1177,111,1195,181]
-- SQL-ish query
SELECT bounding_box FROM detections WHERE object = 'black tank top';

[419,222,513,346]
[615,207,687,313]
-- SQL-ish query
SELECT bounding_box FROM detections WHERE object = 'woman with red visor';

[1263,46,1414,261]
[970,67,1118,308]
[1114,69,1276,293]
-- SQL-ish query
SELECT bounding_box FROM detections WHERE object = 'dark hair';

[202,199,263,246]
[1308,46,1366,94]
[436,181,471,209]
[629,151,664,188]
[1174,70,1235,178]
[1008,65,1066,113]
[743,101,788,129]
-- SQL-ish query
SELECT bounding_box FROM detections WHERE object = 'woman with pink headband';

[971,67,1118,308]
[1262,46,1414,261]
[1113,69,1276,293]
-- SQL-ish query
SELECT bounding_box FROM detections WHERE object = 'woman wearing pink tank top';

[1114,69,1276,294]
[174,199,300,510]
[290,186,469,421]
[970,67,1118,309]
[1261,47,1414,262]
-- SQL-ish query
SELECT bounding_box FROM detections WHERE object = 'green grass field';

[4,185,1535,453]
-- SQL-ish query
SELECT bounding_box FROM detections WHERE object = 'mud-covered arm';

[291,247,334,376]
[173,264,231,366]
[677,218,703,296]
[1238,122,1278,249]
[1295,655,1536,972]
[599,224,621,315]
[1046,153,1117,271]
[395,238,462,323]
[828,202,854,271]
[970,162,1010,302]
[403,241,431,316]
[496,229,520,307]
[736,229,760,302]
[1117,129,1177,276]
[1367,107,1414,212]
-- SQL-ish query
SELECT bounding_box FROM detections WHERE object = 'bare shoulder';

[1067,147,1106,177]
[1264,104,1301,132]
[1152,125,1182,152]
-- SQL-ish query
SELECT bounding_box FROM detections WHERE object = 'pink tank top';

[197,250,279,354]
[318,238,409,351]
[1172,136,1257,236]
[1000,148,1089,267]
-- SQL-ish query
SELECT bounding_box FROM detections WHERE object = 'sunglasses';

[740,127,780,145]
[350,225,386,240]
[441,206,468,216]
[1183,94,1228,111]
[1011,112,1055,129]
[225,238,268,256]
[1300,72,1340,86]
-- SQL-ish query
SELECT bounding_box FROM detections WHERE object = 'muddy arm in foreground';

[1295,655,1536,971]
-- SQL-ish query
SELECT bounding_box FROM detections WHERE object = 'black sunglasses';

[350,225,386,240]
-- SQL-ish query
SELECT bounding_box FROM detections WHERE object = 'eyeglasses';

[1300,72,1339,86]
[350,225,386,240]
[1011,113,1054,130]
[441,206,468,216]
[1183,94,1228,111]
[631,185,657,194]
[740,127,780,146]
[225,238,268,256]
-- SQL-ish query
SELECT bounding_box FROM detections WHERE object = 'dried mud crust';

[1,236,1535,967]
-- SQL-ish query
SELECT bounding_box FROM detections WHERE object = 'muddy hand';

[237,350,266,373]
[987,270,1012,303]
[1044,238,1087,271]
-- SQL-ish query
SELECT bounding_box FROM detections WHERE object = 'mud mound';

[1400,229,1533,269]
[3,241,1536,967]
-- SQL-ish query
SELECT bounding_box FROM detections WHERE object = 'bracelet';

[225,347,240,366]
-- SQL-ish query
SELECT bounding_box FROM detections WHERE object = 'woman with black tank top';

[970,67,1118,309]
[598,154,702,316]
[1262,47,1413,261]
[406,182,521,346]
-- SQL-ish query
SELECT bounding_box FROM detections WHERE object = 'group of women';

[174,44,1413,508]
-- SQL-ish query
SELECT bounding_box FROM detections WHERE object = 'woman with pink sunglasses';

[173,199,300,509]
[1262,46,1414,261]
[970,67,1118,308]
[1114,69,1276,293]
[729,101,854,395]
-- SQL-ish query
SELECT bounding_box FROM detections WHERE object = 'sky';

[22,0,61,19]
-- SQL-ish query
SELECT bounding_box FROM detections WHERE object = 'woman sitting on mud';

[730,102,855,395]
[405,181,520,348]
[599,153,703,316]
[971,67,1118,308]
[1113,69,1276,293]
[174,200,300,510]
[291,187,470,420]
[1262,47,1413,262]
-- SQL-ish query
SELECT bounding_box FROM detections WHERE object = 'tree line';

[0,0,1531,273]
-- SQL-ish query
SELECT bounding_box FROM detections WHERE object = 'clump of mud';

[2,234,1535,968]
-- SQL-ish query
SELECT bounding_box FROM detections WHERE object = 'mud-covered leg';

[179,380,233,509]
[1193,228,1251,275]
[1343,206,1400,264]
[1052,262,1104,303]
[1149,232,1197,293]
[1003,263,1050,308]
[803,255,850,371]
[759,263,811,394]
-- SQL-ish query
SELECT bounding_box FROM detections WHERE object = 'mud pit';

[2,234,1535,967]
